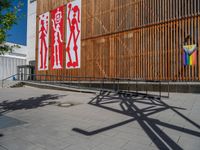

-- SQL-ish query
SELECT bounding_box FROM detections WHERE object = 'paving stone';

[91,143,124,150]
[0,136,46,150]
[114,132,152,145]
[178,136,200,150]
[0,115,27,129]
[98,137,129,149]
[62,144,92,150]
[0,145,8,150]
[121,141,155,150]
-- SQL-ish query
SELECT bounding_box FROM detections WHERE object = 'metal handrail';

[2,73,170,99]
[2,74,18,88]
[18,73,169,98]
[21,73,167,82]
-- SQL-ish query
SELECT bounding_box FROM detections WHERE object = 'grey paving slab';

[0,145,9,150]
[0,87,200,150]
[0,136,46,150]
[121,141,155,150]
[178,136,200,150]
[0,115,27,129]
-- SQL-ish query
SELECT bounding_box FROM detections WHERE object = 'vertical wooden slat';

[134,31,136,79]
[182,19,185,80]
[194,16,197,80]
[155,25,158,80]
[188,18,191,80]
[191,17,195,80]
[170,13,173,81]
[198,16,200,80]
[176,21,179,80]
[173,21,176,80]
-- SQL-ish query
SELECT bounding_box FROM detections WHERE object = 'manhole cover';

[57,102,81,108]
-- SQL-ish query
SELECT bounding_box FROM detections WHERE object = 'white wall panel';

[0,56,26,80]
[27,0,37,63]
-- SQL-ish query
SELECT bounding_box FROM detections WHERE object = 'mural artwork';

[66,0,81,69]
[38,12,49,71]
[50,6,65,70]
[183,45,197,66]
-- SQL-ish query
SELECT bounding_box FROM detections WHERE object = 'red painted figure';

[39,15,48,69]
[66,3,80,68]
[52,8,63,69]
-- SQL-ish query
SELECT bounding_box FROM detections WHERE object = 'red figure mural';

[51,6,64,70]
[38,12,49,71]
[66,0,81,69]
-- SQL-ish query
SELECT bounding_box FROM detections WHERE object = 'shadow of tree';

[0,94,66,114]
[73,91,200,150]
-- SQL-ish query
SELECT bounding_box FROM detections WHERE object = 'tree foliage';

[0,0,22,55]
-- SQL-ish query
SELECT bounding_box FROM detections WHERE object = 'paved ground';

[0,86,200,150]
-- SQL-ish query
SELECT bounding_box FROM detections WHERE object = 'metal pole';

[136,80,138,95]
[113,79,115,92]
[78,77,80,89]
[103,78,105,92]
[159,81,161,99]
[146,80,148,96]
[168,81,170,98]
[89,77,91,89]
[117,79,119,93]
[128,79,130,93]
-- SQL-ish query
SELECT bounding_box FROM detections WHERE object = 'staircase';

[1,80,22,88]
[1,74,23,88]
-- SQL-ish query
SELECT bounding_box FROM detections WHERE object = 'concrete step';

[2,80,22,88]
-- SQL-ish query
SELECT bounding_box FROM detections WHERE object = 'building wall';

[0,56,26,80]
[5,0,37,64]
[0,0,37,80]
[26,0,37,63]
[36,0,200,81]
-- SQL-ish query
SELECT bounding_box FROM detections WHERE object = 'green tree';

[0,0,22,55]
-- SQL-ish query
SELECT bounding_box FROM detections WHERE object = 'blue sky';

[6,0,28,46]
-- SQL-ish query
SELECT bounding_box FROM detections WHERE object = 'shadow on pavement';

[0,94,66,114]
[73,91,200,150]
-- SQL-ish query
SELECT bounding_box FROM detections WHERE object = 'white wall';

[0,56,26,80]
[5,42,27,55]
[26,0,37,63]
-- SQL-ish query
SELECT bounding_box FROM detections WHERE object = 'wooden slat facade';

[36,0,200,81]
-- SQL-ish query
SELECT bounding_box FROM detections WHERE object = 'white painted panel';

[0,56,26,80]
[66,0,81,69]
[38,12,49,70]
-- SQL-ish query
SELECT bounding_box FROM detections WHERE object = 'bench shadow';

[0,94,66,114]
[72,91,200,150]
